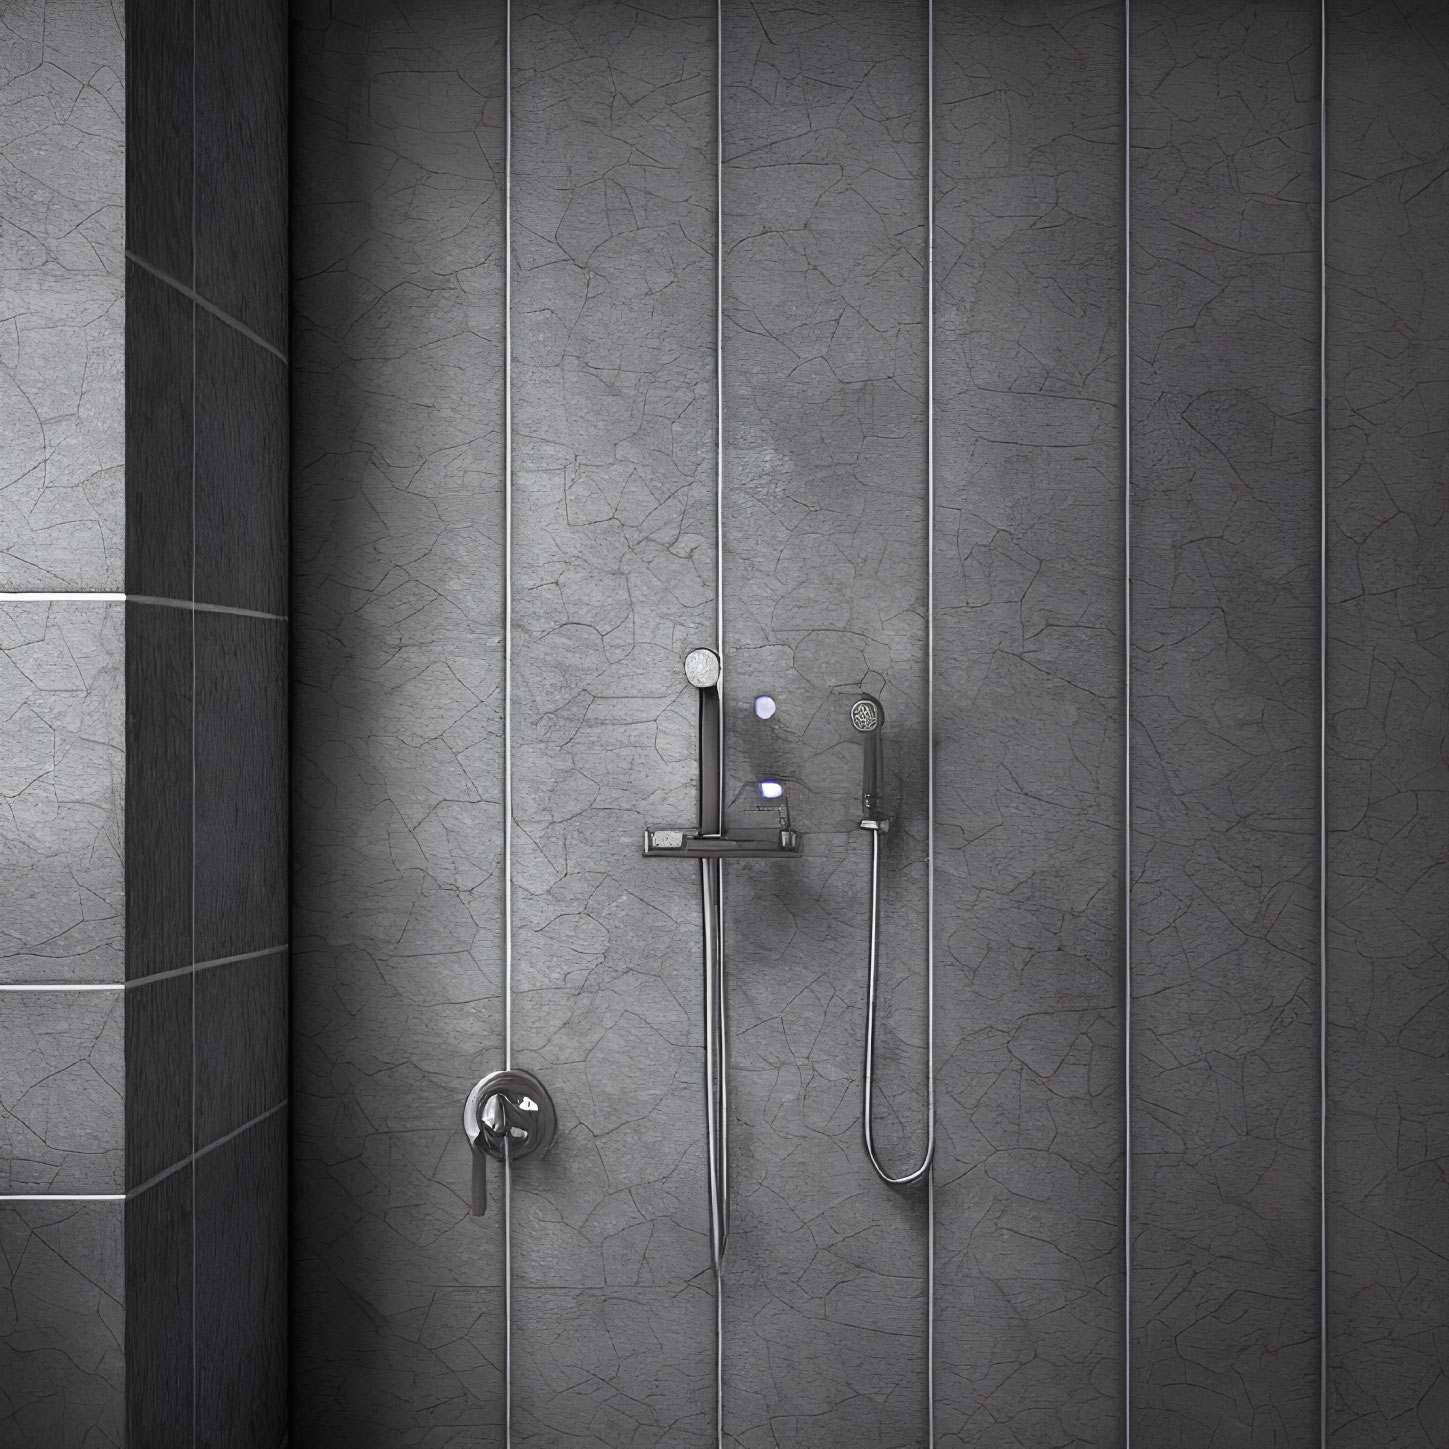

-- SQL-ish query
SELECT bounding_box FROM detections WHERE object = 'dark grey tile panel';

[0,601,125,983]
[0,1200,124,1449]
[194,0,288,350]
[125,0,193,283]
[933,3,1126,1444]
[195,1109,287,1449]
[0,0,125,593]
[125,601,192,980]
[196,950,288,1149]
[124,971,191,1188]
[290,0,509,1424]
[195,312,288,615]
[718,2,929,1443]
[1131,4,1321,1442]
[195,613,287,962]
[124,1168,193,1449]
[0,991,124,1193]
[125,263,193,599]
[1325,5,1449,1446]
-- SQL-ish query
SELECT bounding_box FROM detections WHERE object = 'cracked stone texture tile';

[0,1200,123,1448]
[290,0,510,1439]
[507,1,718,1440]
[0,990,122,1193]
[931,4,1126,1446]
[0,601,124,983]
[1324,6,1449,1446]
[1130,4,1321,1443]
[0,0,124,592]
[718,3,932,1444]
[513,1286,714,1448]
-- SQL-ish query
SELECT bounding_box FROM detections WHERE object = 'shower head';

[684,647,721,690]
[850,696,882,735]
[851,694,885,820]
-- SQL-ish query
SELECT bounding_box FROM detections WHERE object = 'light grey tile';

[0,601,124,984]
[0,0,124,592]
[932,3,1126,1444]
[1326,6,1449,1447]
[1130,3,1321,1442]
[0,990,123,1194]
[0,1200,124,1449]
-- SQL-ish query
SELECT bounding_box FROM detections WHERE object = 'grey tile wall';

[0,990,123,1194]
[1326,5,1449,1447]
[0,601,125,983]
[509,2,719,1443]
[289,3,1448,1446]
[0,1201,124,1448]
[290,0,508,1440]
[1130,3,1321,1442]
[933,4,1125,1445]
[718,3,931,1444]
[0,0,125,593]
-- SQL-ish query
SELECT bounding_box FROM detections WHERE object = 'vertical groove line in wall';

[502,3,515,1445]
[925,2,937,1443]
[1318,4,1329,1443]
[1122,3,1134,1444]
[713,8,726,1445]
[190,0,199,1435]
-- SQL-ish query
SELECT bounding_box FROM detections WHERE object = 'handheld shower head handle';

[850,695,885,819]
[684,648,724,836]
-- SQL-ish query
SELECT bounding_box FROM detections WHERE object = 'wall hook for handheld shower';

[462,1067,557,1216]
[850,693,934,1188]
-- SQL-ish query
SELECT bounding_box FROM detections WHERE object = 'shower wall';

[291,3,1446,1447]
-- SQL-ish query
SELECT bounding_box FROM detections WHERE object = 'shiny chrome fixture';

[462,1067,556,1216]
[852,694,935,1188]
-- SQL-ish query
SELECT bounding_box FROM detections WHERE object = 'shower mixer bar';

[642,649,801,1274]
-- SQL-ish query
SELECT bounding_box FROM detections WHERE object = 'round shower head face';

[850,696,881,733]
[683,648,722,690]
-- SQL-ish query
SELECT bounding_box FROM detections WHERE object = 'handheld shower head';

[851,694,885,820]
[684,648,721,690]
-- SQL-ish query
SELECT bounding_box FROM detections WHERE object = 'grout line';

[125,249,289,364]
[925,3,937,1444]
[1318,4,1329,1444]
[0,1194,127,1202]
[0,593,284,621]
[502,10,514,1449]
[125,1100,288,1203]
[0,592,126,602]
[1123,3,1134,1445]
[0,982,125,991]
[130,594,286,621]
[126,945,289,989]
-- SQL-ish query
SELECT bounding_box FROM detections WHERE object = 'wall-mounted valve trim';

[463,1068,557,1216]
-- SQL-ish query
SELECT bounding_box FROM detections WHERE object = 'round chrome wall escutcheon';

[462,1067,557,1216]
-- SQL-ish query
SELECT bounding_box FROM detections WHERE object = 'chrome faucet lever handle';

[463,1067,557,1217]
